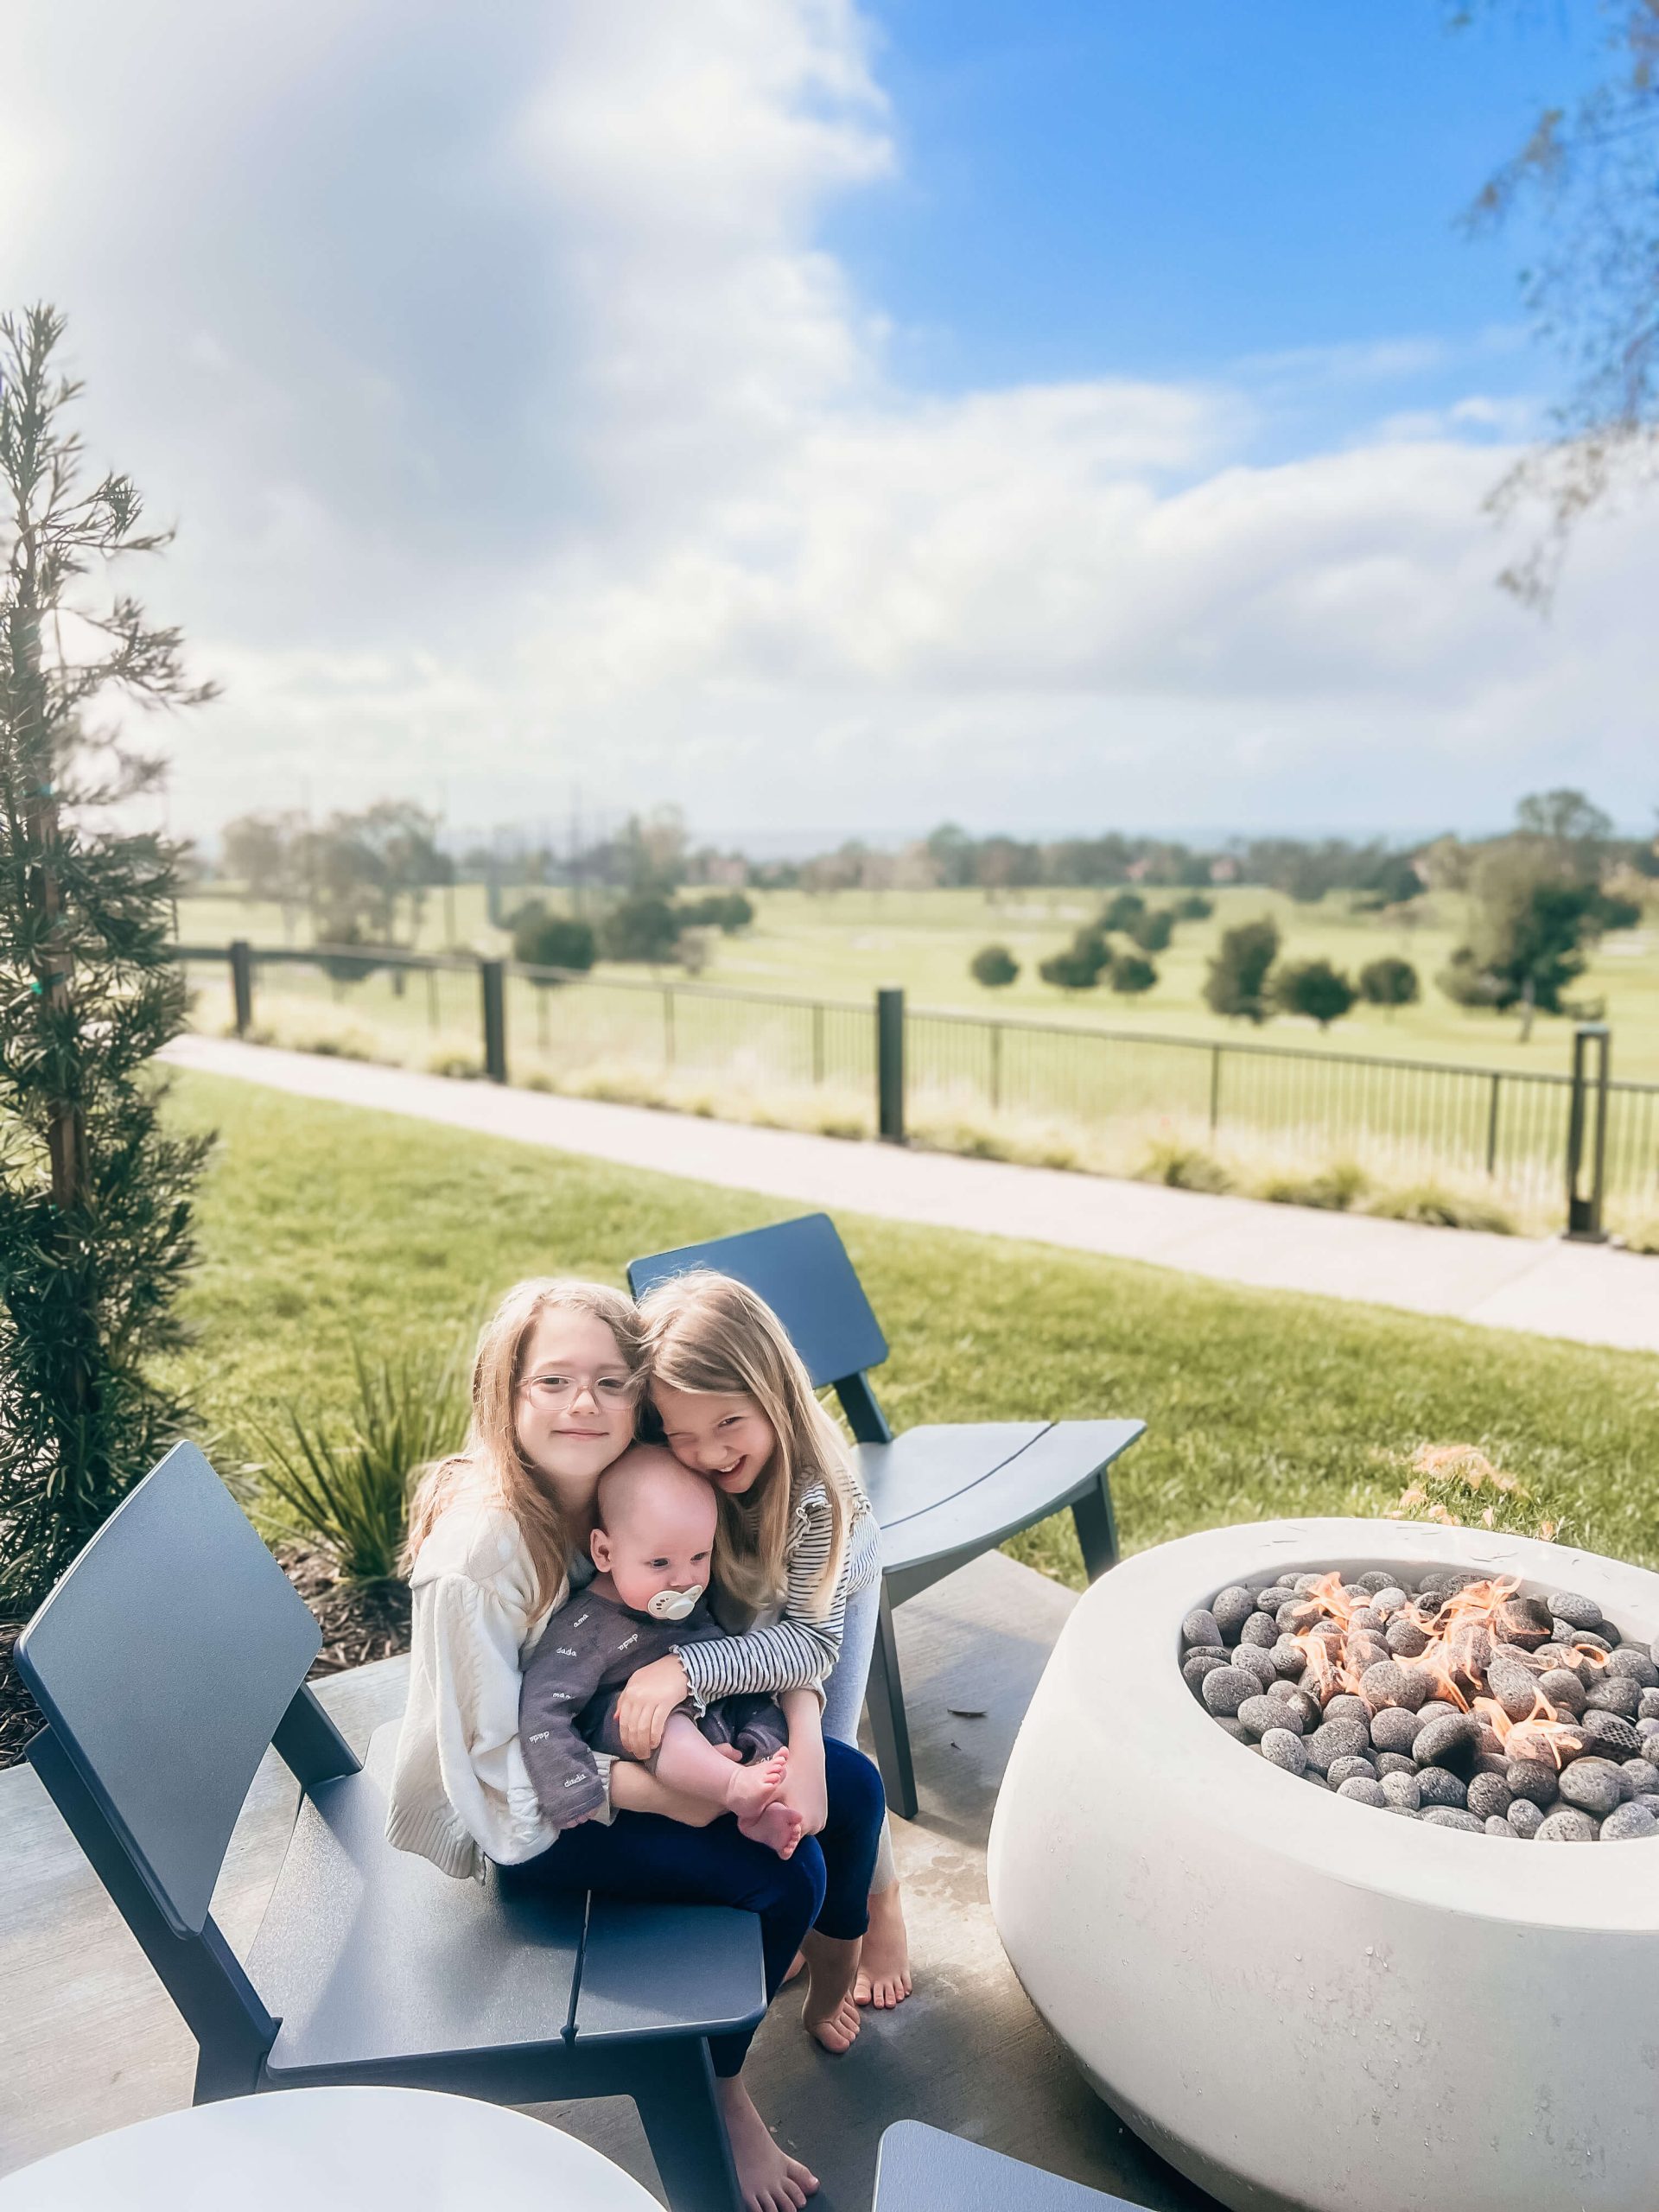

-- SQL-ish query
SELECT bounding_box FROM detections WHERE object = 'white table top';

[0,2087,662,2211]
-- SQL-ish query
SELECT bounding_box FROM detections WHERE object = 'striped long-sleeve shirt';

[676,1484,882,1705]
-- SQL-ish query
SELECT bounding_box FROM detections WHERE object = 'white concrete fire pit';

[988,1518,1659,2212]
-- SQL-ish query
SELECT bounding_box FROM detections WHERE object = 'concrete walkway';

[166,1034,1659,1357]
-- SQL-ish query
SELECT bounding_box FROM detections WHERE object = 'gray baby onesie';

[519,1587,789,1826]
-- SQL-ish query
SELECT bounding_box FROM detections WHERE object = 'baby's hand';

[614,1653,690,1759]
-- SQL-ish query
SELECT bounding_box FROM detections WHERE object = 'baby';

[519,1445,806,1856]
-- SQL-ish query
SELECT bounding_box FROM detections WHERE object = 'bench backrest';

[627,1212,894,1441]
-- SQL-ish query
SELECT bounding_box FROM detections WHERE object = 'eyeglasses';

[519,1372,634,1409]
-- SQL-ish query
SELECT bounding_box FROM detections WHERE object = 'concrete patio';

[0,1549,1211,2209]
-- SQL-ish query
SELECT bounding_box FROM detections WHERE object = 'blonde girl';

[617,1273,911,2045]
[388,1278,825,2212]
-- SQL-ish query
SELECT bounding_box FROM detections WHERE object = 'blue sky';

[1,2,1649,843]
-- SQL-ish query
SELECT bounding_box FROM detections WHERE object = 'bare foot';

[854,1881,912,2008]
[782,1950,806,1985]
[737,1797,806,1858]
[715,2076,817,2212]
[800,1930,861,2055]
[804,1986,861,2053]
[723,1747,788,1823]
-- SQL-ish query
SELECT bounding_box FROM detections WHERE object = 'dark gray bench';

[874,2121,1138,2207]
[16,1441,763,2212]
[629,1212,1145,1817]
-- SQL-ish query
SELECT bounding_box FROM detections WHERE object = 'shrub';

[1366,1184,1516,1235]
[1273,958,1357,1030]
[1129,908,1174,953]
[251,1338,470,1582]
[512,901,597,975]
[1261,1161,1370,1211]
[1203,918,1280,1023]
[970,944,1020,988]
[1138,1135,1233,1192]
[679,892,755,933]
[599,894,683,964]
[1173,892,1214,921]
[1039,928,1111,992]
[1101,891,1146,931]
[1358,956,1421,1013]
[1109,953,1158,995]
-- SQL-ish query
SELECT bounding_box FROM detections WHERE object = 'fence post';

[1565,1023,1610,1241]
[812,1002,824,1087]
[1485,1071,1502,1177]
[480,959,508,1084]
[989,1020,1002,1114]
[229,939,254,1038]
[876,987,906,1144]
[1208,1043,1222,1138]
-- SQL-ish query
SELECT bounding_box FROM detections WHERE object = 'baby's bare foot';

[738,1797,805,1858]
[723,1746,788,1822]
[804,1988,861,2054]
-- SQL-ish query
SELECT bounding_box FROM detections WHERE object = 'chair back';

[16,1439,322,1939]
[628,1213,892,1437]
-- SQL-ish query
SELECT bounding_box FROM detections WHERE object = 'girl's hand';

[615,1653,690,1759]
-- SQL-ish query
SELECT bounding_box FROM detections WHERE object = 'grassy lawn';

[164,1070,1659,1587]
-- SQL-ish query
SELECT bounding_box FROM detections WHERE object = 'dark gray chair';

[628,1212,1144,1817]
[16,1440,763,2212]
[874,2122,1138,2208]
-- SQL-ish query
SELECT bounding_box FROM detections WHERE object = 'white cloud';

[0,0,1653,841]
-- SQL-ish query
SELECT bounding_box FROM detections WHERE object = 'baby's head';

[591,1444,716,1622]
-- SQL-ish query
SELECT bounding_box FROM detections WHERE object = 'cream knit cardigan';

[385,1491,613,1879]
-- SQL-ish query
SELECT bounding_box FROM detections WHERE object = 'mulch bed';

[0,1545,412,1773]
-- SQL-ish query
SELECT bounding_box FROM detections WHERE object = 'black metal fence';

[174,942,1644,1237]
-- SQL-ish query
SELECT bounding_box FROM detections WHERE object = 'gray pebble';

[1350,1606,1385,1634]
[1418,1699,1462,1724]
[1356,1571,1395,1595]
[1326,1756,1378,1789]
[1580,1709,1643,1757]
[1466,1773,1512,1821]
[1370,1706,1424,1755]
[1623,1758,1659,1795]
[1421,1808,1484,1834]
[1650,1634,1659,1670]
[1548,1592,1603,1632]
[1239,1611,1280,1649]
[1538,1669,1587,1716]
[1608,1648,1659,1688]
[1371,1586,1410,1617]
[1559,1759,1625,1817]
[1537,1808,1599,1842]
[1183,1652,1230,1692]
[1485,1816,1519,1837]
[1210,1586,1257,1638]
[1573,1629,1614,1655]
[1294,1573,1325,1593]
[1306,1719,1370,1774]
[1255,1586,1296,1612]
[1376,1751,1419,1778]
[1386,1616,1430,1659]
[1270,1640,1308,1680]
[1260,1728,1308,1775]
[1215,1717,1249,1739]
[1637,1793,1659,1816]
[1231,1644,1279,1689]
[1383,1802,1421,1819]
[1486,1663,1541,1723]
[1202,1667,1260,1717]
[1473,1752,1512,1778]
[1601,1801,1659,1841]
[1381,1770,1421,1809]
[1535,1644,1584,1673]
[1508,1799,1545,1838]
[1277,1599,1322,1632]
[1337,1777,1388,1807]
[1325,1694,1371,1730]
[1417,1768,1468,1809]
[1506,1759,1560,1806]
[1473,1720,1507,1761]
[1640,1688,1659,1721]
[1238,1694,1300,1738]
[1414,1713,1479,1767]
[1302,1768,1330,1788]
[1637,1716,1659,1744]
[1183,1607,1223,1649]
[1585,1675,1640,1719]
[1360,1661,1427,1713]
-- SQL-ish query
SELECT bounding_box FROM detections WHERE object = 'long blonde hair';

[639,1271,861,1618]
[404,1277,645,1611]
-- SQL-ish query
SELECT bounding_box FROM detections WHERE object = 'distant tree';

[599,894,682,964]
[221,810,289,900]
[1203,918,1281,1025]
[1129,908,1174,953]
[620,806,689,895]
[1173,892,1214,921]
[970,944,1020,988]
[1358,956,1421,1015]
[1438,839,1607,1038]
[679,891,754,932]
[926,822,978,888]
[1101,891,1146,931]
[1594,887,1643,931]
[308,799,448,946]
[511,901,597,976]
[1515,786,1613,864]
[1273,958,1358,1030]
[0,305,215,1608]
[1109,953,1158,995]
[1039,926,1111,992]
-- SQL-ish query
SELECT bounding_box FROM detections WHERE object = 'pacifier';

[646,1583,705,1623]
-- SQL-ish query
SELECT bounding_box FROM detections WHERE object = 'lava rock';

[1473,1721,1508,1761]
[1357,1571,1395,1595]
[1360,1661,1427,1713]
[1371,1586,1410,1618]
[1270,1640,1308,1680]
[1585,1675,1641,1719]
[1381,1770,1421,1810]
[1538,1669,1587,1716]
[1421,1808,1484,1834]
[1255,1586,1295,1612]
[1623,1758,1659,1796]
[1486,1663,1542,1723]
[1414,1713,1479,1768]
[1239,1611,1280,1649]
[1417,1768,1468,1810]
[1535,1644,1585,1674]
[1418,1699,1463,1724]
[1231,1645,1279,1689]
[1466,1773,1513,1821]
[1508,1799,1545,1838]
[1215,1717,1249,1739]
[1183,1653,1230,1692]
[1497,1595,1552,1650]
[1558,1759,1625,1817]
[1506,1759,1560,1806]
[1337,1777,1389,1807]
[1306,1719,1371,1774]
[1210,1586,1257,1638]
[1637,1793,1659,1817]
[1386,1616,1431,1659]
[1640,1688,1659,1721]
[1183,1607,1224,1648]
[1572,1629,1614,1655]
[1325,1694,1371,1730]
[1485,1816,1519,1837]
[1350,1606,1386,1634]
[1302,1769,1330,1788]
[1536,1808,1599,1841]
[1260,1728,1308,1775]
[1580,1709,1643,1757]
[1608,1648,1659,1688]
[1238,1694,1299,1738]
[1370,1707,1424,1755]
[1277,1599,1322,1632]
[1326,1756,1378,1789]
[1601,1801,1659,1841]
[1201,1667,1260,1718]
[1548,1592,1603,1633]
[1376,1751,1419,1778]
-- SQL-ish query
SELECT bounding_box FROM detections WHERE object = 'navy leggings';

[501,1736,884,2075]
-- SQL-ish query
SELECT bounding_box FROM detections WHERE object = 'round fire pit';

[988,1519,1659,2212]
